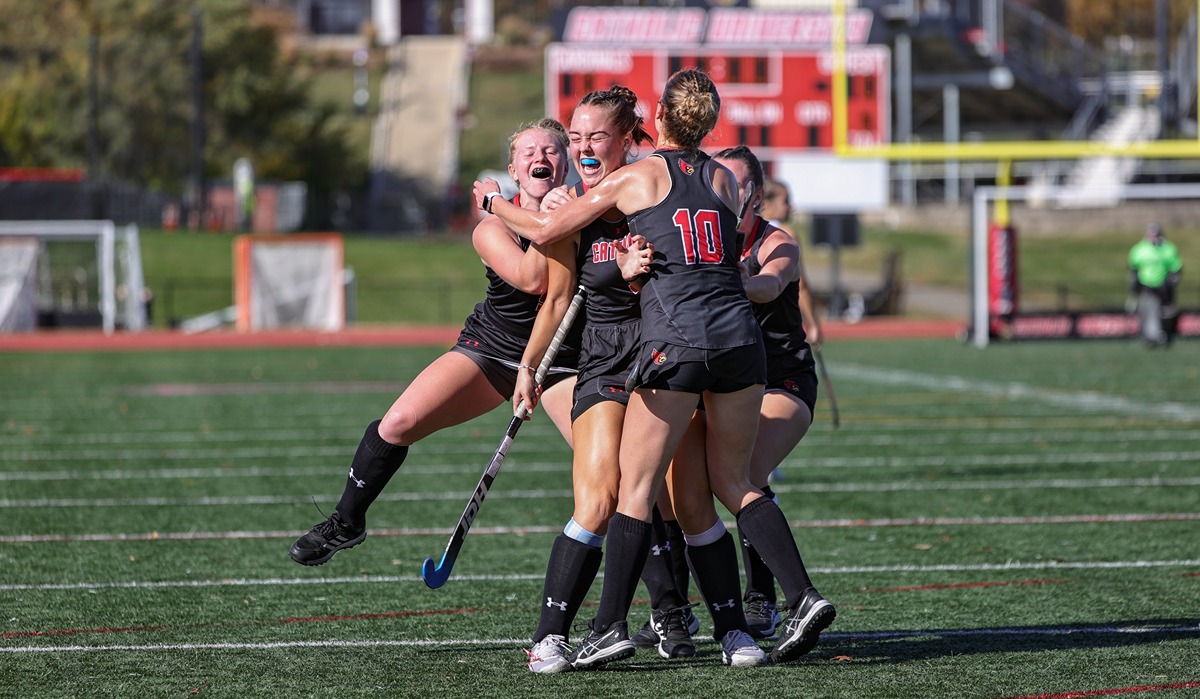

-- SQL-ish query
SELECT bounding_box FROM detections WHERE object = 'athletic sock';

[334,420,408,529]
[533,534,603,642]
[684,531,749,640]
[594,513,652,633]
[741,487,778,603]
[735,496,815,610]
[640,507,688,611]
[663,517,691,603]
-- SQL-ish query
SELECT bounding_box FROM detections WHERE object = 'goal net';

[970,183,1200,347]
[0,221,147,334]
[234,233,345,332]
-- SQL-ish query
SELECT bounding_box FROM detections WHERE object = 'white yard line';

[2,624,1198,654]
[2,557,1198,592]
[839,364,1200,423]
[4,474,1200,508]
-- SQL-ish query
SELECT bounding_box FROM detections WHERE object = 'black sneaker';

[631,619,659,649]
[568,619,636,670]
[632,607,700,650]
[771,588,836,663]
[652,607,696,659]
[744,592,782,639]
[288,512,366,566]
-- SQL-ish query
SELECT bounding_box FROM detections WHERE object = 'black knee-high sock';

[741,486,778,603]
[735,496,814,611]
[685,532,749,640]
[640,507,687,611]
[663,518,690,603]
[334,420,408,529]
[594,513,652,633]
[533,534,603,642]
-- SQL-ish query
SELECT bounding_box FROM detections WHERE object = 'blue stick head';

[421,554,453,589]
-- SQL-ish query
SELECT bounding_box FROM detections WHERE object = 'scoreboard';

[545,44,890,160]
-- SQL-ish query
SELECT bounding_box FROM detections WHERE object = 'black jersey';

[458,198,581,367]
[743,216,808,358]
[573,182,639,326]
[627,149,759,349]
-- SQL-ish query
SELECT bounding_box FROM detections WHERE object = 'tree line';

[0,0,361,228]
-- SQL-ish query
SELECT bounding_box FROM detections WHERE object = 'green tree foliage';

[0,0,361,225]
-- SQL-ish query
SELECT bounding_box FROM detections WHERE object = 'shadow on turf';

[407,619,1200,669]
[821,617,1200,664]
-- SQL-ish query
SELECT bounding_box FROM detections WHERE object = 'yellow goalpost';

[828,0,1200,347]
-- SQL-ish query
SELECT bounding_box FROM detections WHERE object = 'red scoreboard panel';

[546,44,890,159]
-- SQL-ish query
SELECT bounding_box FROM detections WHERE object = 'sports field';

[2,336,1198,698]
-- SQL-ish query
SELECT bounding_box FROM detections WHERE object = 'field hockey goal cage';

[233,233,345,332]
[0,220,146,334]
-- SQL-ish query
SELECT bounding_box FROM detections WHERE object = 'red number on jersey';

[672,208,724,265]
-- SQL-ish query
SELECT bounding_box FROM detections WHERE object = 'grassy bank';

[138,224,1196,328]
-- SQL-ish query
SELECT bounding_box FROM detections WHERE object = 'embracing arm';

[474,161,665,246]
[743,228,800,304]
[472,215,547,295]
[513,237,579,415]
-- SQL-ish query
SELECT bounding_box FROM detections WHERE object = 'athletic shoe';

[288,512,366,566]
[720,629,769,667]
[631,607,701,649]
[771,588,837,663]
[568,619,636,670]
[631,619,659,649]
[652,607,696,659]
[744,592,783,639]
[525,634,572,674]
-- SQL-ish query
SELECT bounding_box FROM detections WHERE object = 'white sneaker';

[720,629,769,667]
[525,634,572,674]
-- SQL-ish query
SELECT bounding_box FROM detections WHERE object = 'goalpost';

[233,233,345,332]
[0,220,146,334]
[825,0,1200,347]
[971,183,1200,347]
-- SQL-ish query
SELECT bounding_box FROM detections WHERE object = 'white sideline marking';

[840,363,1200,423]
[3,450,1199,479]
[2,559,1197,592]
[3,513,1200,545]
[5,475,1200,508]
[3,624,1198,654]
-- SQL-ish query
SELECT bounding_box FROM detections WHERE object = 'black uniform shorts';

[571,319,640,422]
[632,340,766,395]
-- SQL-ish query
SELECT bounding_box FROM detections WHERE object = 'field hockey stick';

[813,346,841,429]
[735,180,757,255]
[421,286,586,589]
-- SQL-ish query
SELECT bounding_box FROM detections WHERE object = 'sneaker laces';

[744,594,773,618]
[656,605,692,636]
[312,512,347,538]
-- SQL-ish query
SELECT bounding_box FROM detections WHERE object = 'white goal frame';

[0,220,146,335]
[233,233,345,332]
[971,183,1200,347]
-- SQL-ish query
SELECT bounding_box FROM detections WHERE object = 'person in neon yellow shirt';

[1128,222,1183,346]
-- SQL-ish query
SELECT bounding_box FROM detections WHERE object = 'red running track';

[0,318,964,354]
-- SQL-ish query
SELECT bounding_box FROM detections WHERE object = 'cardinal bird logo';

[678,159,695,175]
[652,349,667,365]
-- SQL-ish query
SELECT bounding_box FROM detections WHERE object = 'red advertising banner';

[987,224,1018,333]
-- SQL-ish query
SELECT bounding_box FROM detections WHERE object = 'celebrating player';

[288,119,580,566]
[511,87,698,673]
[476,69,832,668]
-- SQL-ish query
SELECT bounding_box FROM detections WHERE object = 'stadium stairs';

[367,35,466,233]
